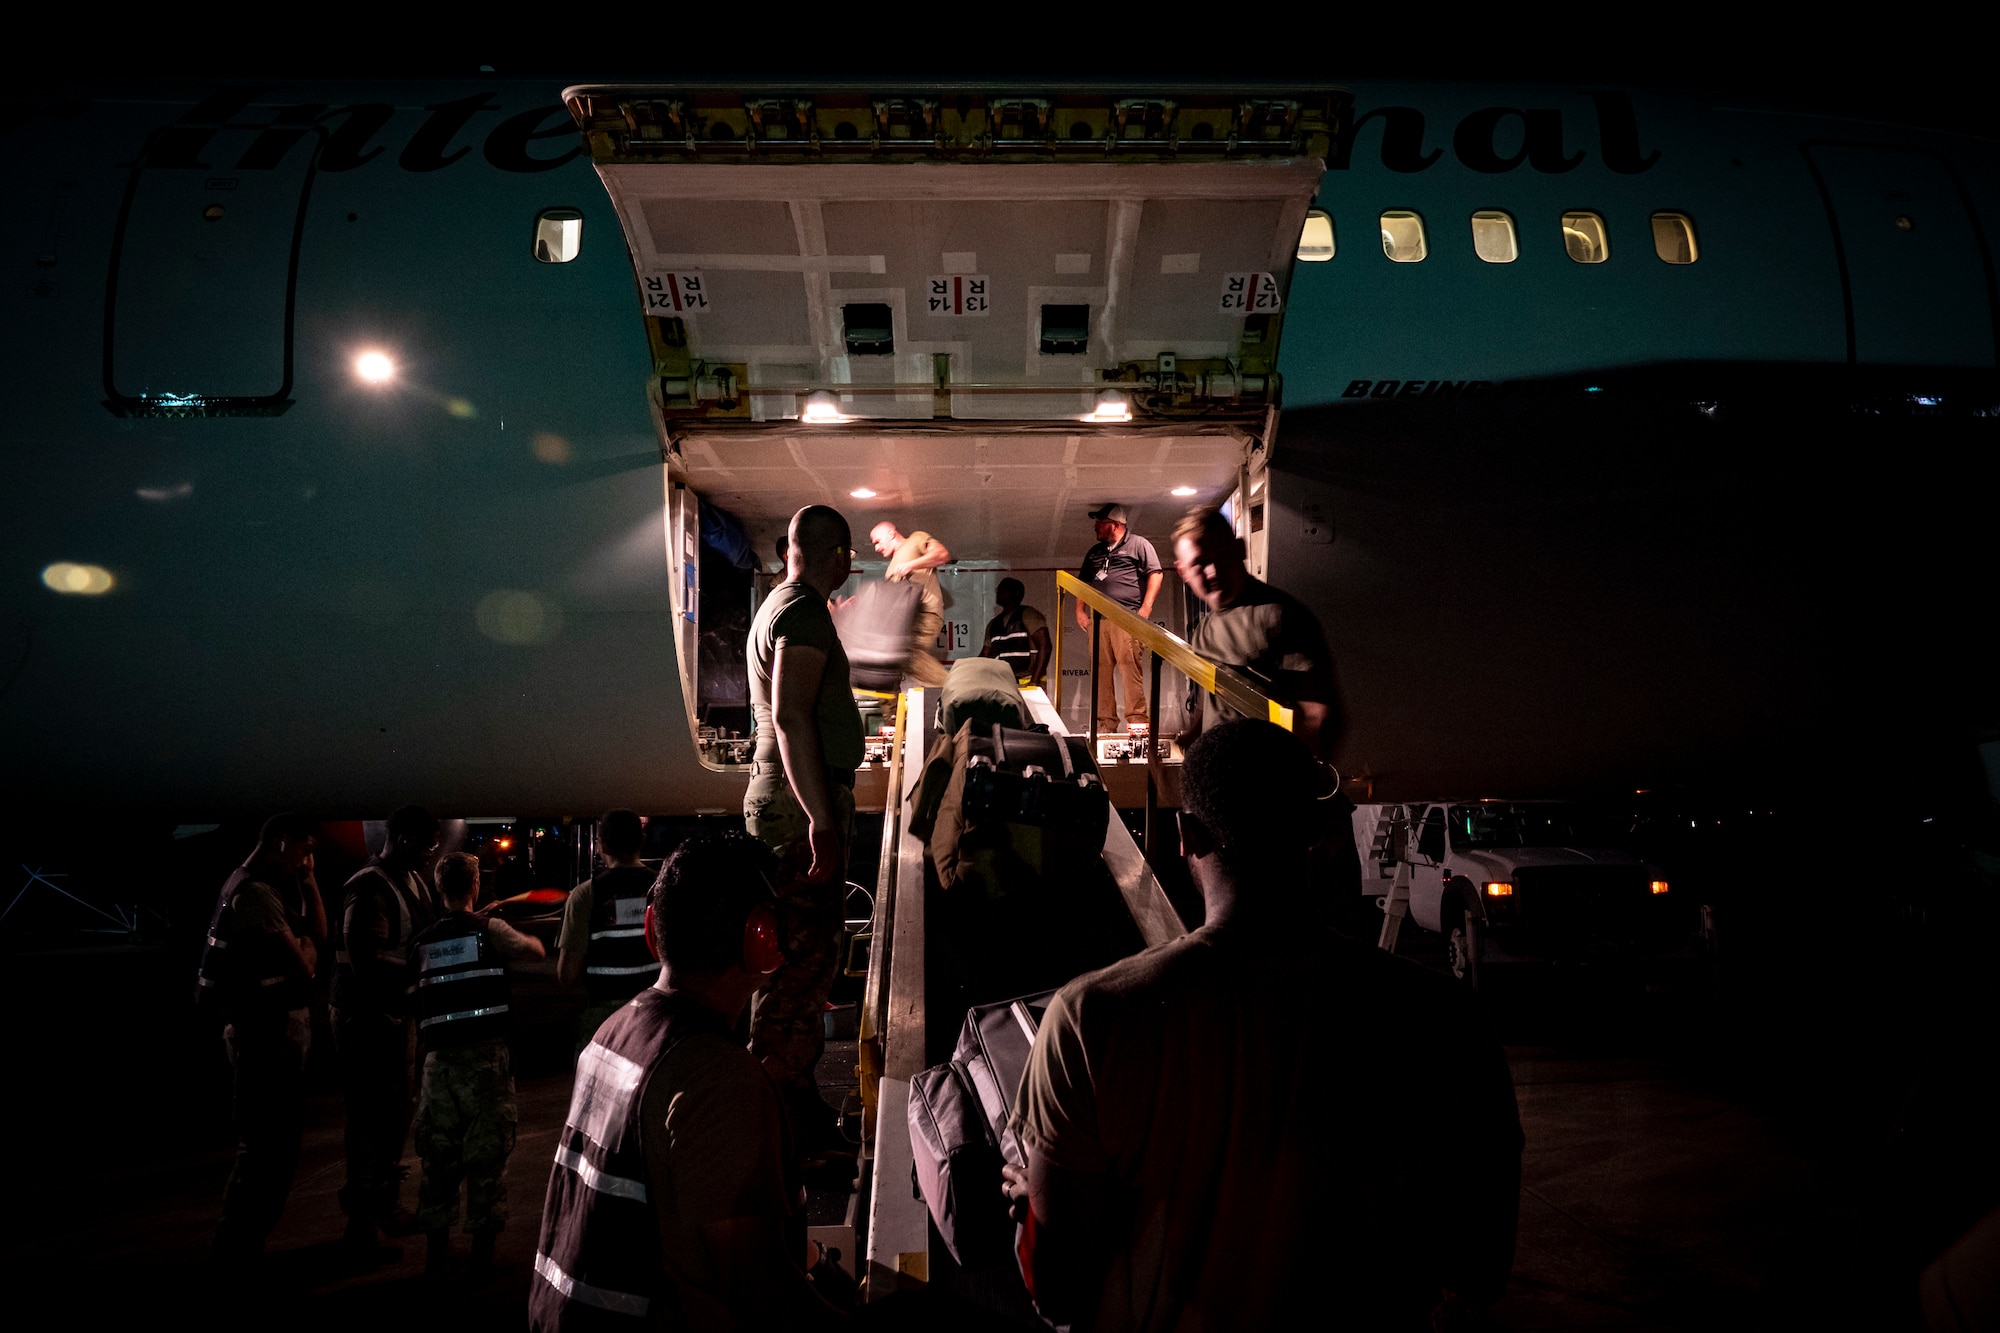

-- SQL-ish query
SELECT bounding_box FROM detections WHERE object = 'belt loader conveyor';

[855,684,1186,1301]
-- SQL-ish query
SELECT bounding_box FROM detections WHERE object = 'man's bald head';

[788,505,854,594]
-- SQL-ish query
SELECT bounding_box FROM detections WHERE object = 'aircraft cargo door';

[1804,143,1998,368]
[104,125,320,416]
[561,86,1338,772]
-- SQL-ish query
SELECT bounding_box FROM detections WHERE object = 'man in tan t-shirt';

[870,521,951,688]
[1008,721,1523,1331]
[1173,503,1362,921]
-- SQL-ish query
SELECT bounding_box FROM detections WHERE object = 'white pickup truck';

[1353,800,1687,986]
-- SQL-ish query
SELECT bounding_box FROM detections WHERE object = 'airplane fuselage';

[4,80,1992,814]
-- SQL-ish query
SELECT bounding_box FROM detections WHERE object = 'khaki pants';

[744,765,856,1093]
[907,611,950,688]
[1092,618,1150,732]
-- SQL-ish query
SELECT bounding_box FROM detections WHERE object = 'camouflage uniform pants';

[745,767,855,1094]
[413,1039,518,1234]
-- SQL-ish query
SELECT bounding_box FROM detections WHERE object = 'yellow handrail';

[1054,570,1294,731]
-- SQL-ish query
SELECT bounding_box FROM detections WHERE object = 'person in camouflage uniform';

[413,1042,519,1255]
[406,853,545,1275]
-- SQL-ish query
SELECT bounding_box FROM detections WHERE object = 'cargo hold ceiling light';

[1170,485,1198,497]
[1082,389,1132,424]
[354,350,396,385]
[850,488,877,499]
[800,390,851,424]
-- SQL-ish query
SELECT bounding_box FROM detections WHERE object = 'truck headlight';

[1649,880,1670,895]
[1483,881,1513,897]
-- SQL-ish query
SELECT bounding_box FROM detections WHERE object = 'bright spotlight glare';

[850,488,877,499]
[1170,485,1198,497]
[355,351,396,385]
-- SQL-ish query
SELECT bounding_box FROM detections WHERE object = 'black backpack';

[908,722,1110,897]
[907,990,1055,1267]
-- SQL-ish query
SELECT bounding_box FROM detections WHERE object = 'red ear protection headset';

[642,879,786,975]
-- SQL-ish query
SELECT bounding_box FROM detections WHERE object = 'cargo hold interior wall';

[665,426,1259,767]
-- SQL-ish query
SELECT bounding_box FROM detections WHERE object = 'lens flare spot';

[42,562,114,595]
[355,351,395,384]
[445,397,478,418]
[476,589,563,645]
[532,432,572,465]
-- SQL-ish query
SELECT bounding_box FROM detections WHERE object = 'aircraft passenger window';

[532,208,583,264]
[1561,211,1610,264]
[843,303,895,356]
[1297,210,1335,262]
[1039,304,1090,355]
[1379,211,1427,262]
[1651,212,1699,264]
[1470,210,1518,264]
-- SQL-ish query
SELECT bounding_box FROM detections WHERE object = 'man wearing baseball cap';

[1077,504,1163,735]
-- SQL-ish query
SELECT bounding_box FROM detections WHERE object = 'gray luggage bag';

[834,578,923,694]
[906,990,1055,1266]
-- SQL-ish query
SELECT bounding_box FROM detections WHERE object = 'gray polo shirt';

[1079,533,1163,612]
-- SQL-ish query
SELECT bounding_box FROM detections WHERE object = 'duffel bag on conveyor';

[936,656,1028,734]
[908,989,1055,1268]
[832,578,923,695]
[917,722,1110,896]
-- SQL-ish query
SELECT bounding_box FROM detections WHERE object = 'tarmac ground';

[1,873,1988,1331]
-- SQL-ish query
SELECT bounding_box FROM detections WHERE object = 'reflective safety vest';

[406,912,513,1050]
[582,866,657,1004]
[194,866,309,1030]
[530,991,727,1330]
[333,861,435,1017]
[986,607,1035,678]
